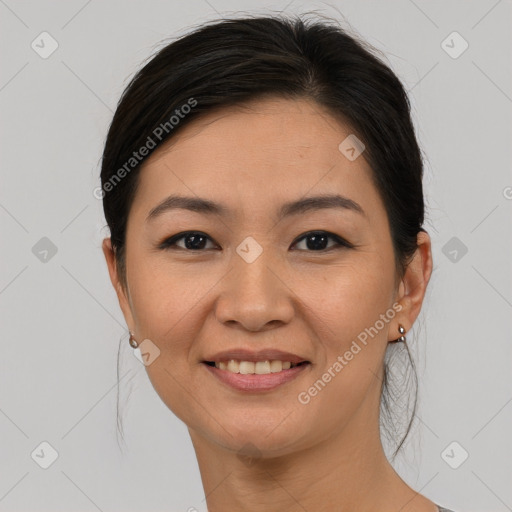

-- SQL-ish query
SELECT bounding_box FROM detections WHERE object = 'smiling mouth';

[203,360,310,374]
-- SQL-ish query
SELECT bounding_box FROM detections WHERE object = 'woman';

[100,14,456,512]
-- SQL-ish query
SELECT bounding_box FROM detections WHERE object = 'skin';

[103,97,434,512]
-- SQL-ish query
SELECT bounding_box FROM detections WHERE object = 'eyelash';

[157,230,355,252]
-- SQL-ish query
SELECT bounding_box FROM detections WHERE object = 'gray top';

[437,506,455,512]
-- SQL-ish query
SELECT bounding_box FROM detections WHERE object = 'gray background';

[1,0,511,511]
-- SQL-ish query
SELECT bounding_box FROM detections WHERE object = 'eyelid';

[292,231,354,250]
[157,231,218,250]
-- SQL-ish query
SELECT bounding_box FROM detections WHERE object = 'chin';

[210,421,306,458]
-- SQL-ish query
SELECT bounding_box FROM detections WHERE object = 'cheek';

[125,261,207,420]
[298,267,393,427]
[124,255,193,353]
[304,255,395,337]
[300,255,395,407]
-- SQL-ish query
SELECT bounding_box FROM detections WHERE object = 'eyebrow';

[146,193,366,223]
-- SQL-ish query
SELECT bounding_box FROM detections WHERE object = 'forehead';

[132,97,381,220]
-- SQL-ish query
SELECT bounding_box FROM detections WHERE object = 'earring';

[129,331,139,348]
[395,324,406,343]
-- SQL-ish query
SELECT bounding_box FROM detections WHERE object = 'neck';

[188,398,433,512]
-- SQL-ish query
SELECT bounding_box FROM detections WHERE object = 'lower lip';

[202,362,310,392]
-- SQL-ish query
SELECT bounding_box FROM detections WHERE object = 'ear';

[391,230,433,339]
[102,237,136,333]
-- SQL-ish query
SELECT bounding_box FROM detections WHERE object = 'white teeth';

[212,359,299,374]
[269,360,283,373]
[255,361,271,374]
[227,360,239,373]
[239,361,255,374]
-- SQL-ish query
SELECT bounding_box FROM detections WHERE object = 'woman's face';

[105,97,418,457]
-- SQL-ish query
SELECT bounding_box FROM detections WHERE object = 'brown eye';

[291,231,353,251]
[159,231,217,251]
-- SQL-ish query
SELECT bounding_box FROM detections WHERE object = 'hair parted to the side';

[101,13,426,460]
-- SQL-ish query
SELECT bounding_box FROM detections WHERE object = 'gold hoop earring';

[129,331,139,348]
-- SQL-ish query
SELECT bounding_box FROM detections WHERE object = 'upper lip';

[203,349,310,364]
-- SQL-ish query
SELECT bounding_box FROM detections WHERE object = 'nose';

[214,249,295,332]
